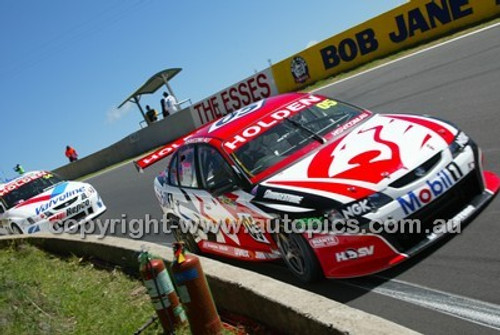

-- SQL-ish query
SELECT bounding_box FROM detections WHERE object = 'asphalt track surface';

[85,24,500,334]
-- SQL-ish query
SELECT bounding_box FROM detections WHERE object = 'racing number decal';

[316,99,338,110]
[208,100,265,133]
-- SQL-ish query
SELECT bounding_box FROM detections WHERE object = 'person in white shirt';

[161,91,178,117]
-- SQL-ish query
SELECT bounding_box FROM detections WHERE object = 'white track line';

[345,276,500,331]
[313,22,500,92]
[82,159,134,181]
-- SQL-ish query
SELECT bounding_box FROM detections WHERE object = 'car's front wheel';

[276,232,322,283]
[10,223,23,235]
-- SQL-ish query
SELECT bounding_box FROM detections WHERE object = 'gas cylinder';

[139,251,186,333]
[171,242,223,335]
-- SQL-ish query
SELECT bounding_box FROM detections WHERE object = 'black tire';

[11,223,23,235]
[168,215,200,254]
[276,232,322,283]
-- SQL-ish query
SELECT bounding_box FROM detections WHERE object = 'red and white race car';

[136,93,499,282]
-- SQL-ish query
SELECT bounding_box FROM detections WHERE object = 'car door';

[163,145,202,222]
[193,144,277,255]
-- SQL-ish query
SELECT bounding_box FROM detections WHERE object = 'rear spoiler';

[134,129,199,172]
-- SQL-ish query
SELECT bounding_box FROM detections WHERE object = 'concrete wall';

[0,234,419,335]
[53,107,198,180]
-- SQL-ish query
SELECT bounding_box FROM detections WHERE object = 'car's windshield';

[0,173,63,209]
[232,99,363,176]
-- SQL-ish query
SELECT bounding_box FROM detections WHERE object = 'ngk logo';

[398,162,463,215]
[335,246,374,262]
[342,199,371,218]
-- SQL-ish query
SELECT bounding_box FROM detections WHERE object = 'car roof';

[191,92,311,141]
[0,171,51,197]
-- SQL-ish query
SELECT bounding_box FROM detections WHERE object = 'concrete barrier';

[0,234,419,334]
[53,107,198,180]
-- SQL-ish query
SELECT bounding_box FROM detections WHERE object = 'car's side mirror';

[0,203,6,214]
[157,172,168,186]
[210,179,238,196]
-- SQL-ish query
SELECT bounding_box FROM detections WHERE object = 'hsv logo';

[397,162,463,215]
[342,199,371,218]
[335,245,374,262]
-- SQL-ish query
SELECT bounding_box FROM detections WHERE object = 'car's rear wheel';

[168,215,200,254]
[276,232,322,283]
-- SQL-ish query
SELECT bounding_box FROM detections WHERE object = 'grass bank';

[0,244,163,334]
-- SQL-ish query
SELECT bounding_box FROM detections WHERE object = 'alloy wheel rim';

[278,233,306,275]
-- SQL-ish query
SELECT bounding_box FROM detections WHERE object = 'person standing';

[145,105,158,123]
[65,146,78,162]
[161,91,178,118]
[13,164,25,175]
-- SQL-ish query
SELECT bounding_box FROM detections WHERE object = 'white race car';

[0,171,106,234]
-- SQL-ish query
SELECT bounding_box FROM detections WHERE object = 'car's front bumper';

[307,170,499,279]
[24,193,107,234]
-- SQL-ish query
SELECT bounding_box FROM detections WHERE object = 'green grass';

[0,244,165,335]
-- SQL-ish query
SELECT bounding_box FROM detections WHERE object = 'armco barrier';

[53,107,197,180]
[271,0,500,93]
[0,234,419,335]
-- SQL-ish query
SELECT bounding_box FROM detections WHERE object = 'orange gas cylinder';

[139,251,187,333]
[171,242,223,335]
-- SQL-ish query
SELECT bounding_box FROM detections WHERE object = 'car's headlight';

[449,132,470,158]
[85,186,96,195]
[367,192,393,210]
[325,208,342,221]
[325,209,345,223]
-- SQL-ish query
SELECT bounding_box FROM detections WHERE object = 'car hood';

[5,181,89,219]
[256,113,458,208]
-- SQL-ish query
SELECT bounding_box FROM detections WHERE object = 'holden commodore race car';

[135,93,499,282]
[0,171,106,235]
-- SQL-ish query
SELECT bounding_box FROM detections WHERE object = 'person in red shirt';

[65,145,78,162]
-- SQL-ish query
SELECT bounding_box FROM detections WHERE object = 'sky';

[0,0,406,180]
